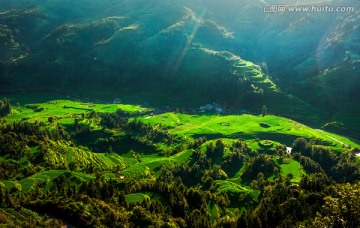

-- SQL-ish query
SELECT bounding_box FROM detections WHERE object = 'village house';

[113,98,122,104]
[199,103,224,113]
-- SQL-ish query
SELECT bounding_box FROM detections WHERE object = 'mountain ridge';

[0,0,359,136]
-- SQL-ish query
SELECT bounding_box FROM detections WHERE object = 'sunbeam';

[166,8,208,78]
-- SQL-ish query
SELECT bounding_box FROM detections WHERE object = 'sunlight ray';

[169,8,207,77]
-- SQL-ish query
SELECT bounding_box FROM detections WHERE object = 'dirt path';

[327,135,349,148]
[315,129,349,148]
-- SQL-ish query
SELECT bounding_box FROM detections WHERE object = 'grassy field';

[119,149,194,178]
[125,191,169,205]
[232,60,328,125]
[125,193,150,204]
[274,158,305,183]
[36,140,128,173]
[0,170,95,192]
[214,180,260,209]
[1,92,359,205]
[2,93,148,124]
[140,113,360,151]
[3,92,357,152]
[140,150,194,171]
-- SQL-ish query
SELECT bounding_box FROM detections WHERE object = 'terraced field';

[233,60,329,123]
[39,140,128,171]
[3,93,147,124]
[0,170,95,192]
[1,93,359,209]
[140,113,360,151]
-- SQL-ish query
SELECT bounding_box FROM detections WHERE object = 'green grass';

[258,140,274,148]
[0,170,95,192]
[39,140,127,172]
[141,191,169,205]
[232,59,327,124]
[0,181,17,189]
[275,158,305,183]
[120,161,150,179]
[118,149,194,179]
[214,180,260,208]
[4,93,148,124]
[208,202,220,222]
[141,150,193,171]
[4,93,359,152]
[215,180,250,196]
[125,193,150,204]
[140,113,360,150]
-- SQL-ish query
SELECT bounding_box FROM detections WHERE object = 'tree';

[262,105,267,117]
[311,182,360,227]
[69,162,78,171]
[129,206,153,226]
[48,116,54,123]
[0,184,5,207]
[0,98,11,117]
[74,118,79,129]
[215,139,226,155]
[292,138,308,155]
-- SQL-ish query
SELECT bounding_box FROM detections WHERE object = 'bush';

[0,98,11,117]
[258,140,273,148]
[259,122,270,128]
[25,104,44,112]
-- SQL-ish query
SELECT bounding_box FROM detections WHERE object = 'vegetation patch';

[0,94,359,227]
[275,158,305,183]
[258,140,273,148]
[218,122,230,126]
[125,193,150,204]
[0,98,11,117]
[24,104,44,112]
[259,122,271,128]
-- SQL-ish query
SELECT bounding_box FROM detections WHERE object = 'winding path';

[315,129,349,148]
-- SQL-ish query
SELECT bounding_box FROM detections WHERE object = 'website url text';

[262,5,355,13]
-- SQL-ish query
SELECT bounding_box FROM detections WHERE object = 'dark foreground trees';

[0,98,11,117]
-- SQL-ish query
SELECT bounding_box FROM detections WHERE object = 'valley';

[0,93,359,226]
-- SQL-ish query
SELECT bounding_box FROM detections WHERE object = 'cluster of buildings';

[113,98,122,104]
[199,103,224,113]
[198,103,249,115]
[112,97,249,116]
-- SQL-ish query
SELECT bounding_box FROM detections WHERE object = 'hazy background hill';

[0,0,359,137]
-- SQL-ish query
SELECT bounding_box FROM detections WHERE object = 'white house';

[205,104,213,110]
[215,107,223,113]
[113,98,122,104]
[286,147,292,154]
[200,104,213,111]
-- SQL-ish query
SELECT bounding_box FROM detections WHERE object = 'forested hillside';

[0,0,359,135]
[0,95,359,227]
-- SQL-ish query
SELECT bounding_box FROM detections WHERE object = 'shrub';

[258,140,273,148]
[259,122,270,128]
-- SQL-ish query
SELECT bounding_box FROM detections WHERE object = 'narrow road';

[315,129,349,148]
[327,135,349,148]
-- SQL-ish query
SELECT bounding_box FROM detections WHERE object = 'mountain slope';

[0,0,359,135]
